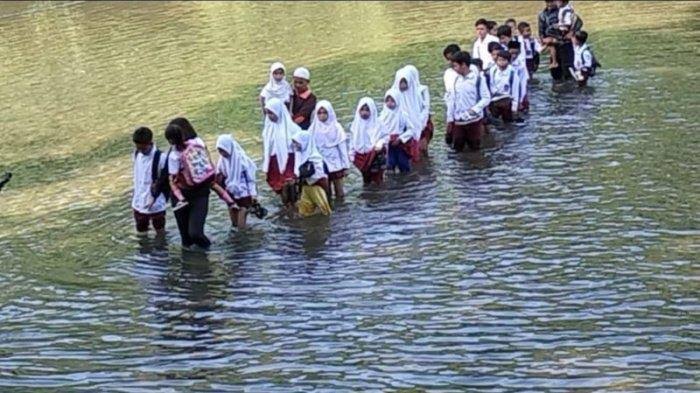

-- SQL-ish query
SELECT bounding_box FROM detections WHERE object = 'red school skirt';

[353,149,384,185]
[419,115,434,152]
[266,153,296,194]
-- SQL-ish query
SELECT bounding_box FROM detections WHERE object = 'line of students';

[130,1,600,249]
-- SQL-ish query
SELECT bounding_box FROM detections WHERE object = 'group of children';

[130,1,600,249]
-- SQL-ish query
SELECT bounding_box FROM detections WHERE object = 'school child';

[505,18,517,35]
[309,100,350,199]
[572,30,599,87]
[446,51,491,151]
[486,41,503,78]
[215,134,261,229]
[556,0,580,37]
[164,120,214,249]
[259,62,293,113]
[393,66,430,160]
[261,97,300,207]
[496,25,512,51]
[380,89,416,173]
[349,97,388,185]
[472,18,500,70]
[131,126,167,234]
[488,50,521,123]
[517,21,543,77]
[290,67,317,130]
[291,130,332,217]
[443,44,461,130]
[486,21,498,37]
[508,41,530,114]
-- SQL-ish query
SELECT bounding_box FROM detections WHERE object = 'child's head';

[360,103,371,119]
[164,123,184,148]
[488,42,502,61]
[504,18,516,31]
[486,20,498,36]
[316,106,329,122]
[398,77,409,92]
[265,108,279,123]
[573,30,588,46]
[475,18,489,39]
[292,67,310,92]
[443,44,461,62]
[272,67,285,82]
[555,0,568,7]
[471,58,484,72]
[518,21,531,37]
[384,94,397,110]
[168,117,197,140]
[496,50,511,69]
[507,40,521,59]
[497,25,512,44]
[132,126,153,154]
[545,0,557,10]
[451,51,472,75]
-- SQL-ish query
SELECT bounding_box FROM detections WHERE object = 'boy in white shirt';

[131,127,167,234]
[472,18,500,70]
[446,51,491,151]
[488,50,520,123]
[508,41,530,114]
[572,30,596,86]
[517,21,543,77]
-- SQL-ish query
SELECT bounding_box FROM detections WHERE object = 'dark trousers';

[453,121,484,152]
[173,191,210,248]
[387,143,411,173]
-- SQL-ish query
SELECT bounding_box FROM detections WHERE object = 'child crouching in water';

[215,134,264,229]
[292,130,332,217]
[131,126,167,234]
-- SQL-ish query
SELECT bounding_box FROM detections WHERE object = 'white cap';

[293,67,310,80]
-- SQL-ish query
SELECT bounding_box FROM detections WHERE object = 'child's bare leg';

[237,208,248,229]
[548,45,559,68]
[228,207,238,227]
[333,178,345,199]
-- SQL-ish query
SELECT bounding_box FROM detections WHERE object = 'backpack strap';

[509,69,515,96]
[476,73,481,102]
[151,149,161,184]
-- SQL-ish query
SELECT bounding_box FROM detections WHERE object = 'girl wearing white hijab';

[291,130,331,217]
[391,67,422,163]
[259,62,293,113]
[349,97,388,185]
[379,88,416,174]
[262,97,300,206]
[216,134,258,228]
[401,65,433,157]
[309,100,350,199]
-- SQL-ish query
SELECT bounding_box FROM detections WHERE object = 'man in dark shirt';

[538,0,561,69]
[290,67,317,130]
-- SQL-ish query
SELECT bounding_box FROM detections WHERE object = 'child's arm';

[169,175,185,202]
[211,181,235,206]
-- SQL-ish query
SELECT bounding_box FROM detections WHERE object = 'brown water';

[0,1,699,390]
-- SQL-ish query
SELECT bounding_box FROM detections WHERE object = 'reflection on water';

[0,1,698,391]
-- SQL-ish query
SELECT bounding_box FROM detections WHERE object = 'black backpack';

[583,46,602,76]
[150,148,171,201]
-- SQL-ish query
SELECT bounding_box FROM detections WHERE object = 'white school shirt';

[132,147,167,214]
[446,70,491,123]
[317,142,350,173]
[558,4,574,30]
[519,36,543,60]
[489,65,521,112]
[511,58,530,103]
[574,43,593,71]
[472,34,500,69]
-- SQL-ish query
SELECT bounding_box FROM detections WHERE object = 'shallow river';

[0,1,698,391]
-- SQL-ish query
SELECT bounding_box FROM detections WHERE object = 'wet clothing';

[266,154,296,193]
[298,180,331,217]
[452,121,485,151]
[132,146,167,215]
[133,210,165,233]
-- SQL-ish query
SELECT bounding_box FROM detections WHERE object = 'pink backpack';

[180,139,215,187]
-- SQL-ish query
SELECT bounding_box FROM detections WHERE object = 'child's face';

[385,96,396,110]
[134,142,152,154]
[293,77,309,91]
[359,105,371,119]
[509,49,519,60]
[496,57,509,69]
[499,35,510,45]
[475,24,487,39]
[272,68,285,82]
[521,27,531,38]
[399,78,409,92]
[490,26,498,35]
[218,148,231,159]
[317,107,329,122]
[507,22,516,31]
[452,61,470,76]
[491,50,500,61]
[266,109,279,123]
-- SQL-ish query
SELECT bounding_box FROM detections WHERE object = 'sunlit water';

[0,1,698,390]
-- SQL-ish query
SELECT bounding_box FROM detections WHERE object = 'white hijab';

[391,67,422,133]
[379,88,404,135]
[309,100,346,148]
[403,65,430,122]
[216,134,256,194]
[350,97,385,153]
[260,62,292,101]
[262,97,300,174]
[292,130,324,177]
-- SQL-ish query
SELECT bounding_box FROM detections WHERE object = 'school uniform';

[260,62,293,104]
[446,70,491,151]
[510,58,530,113]
[291,88,317,130]
[262,98,299,194]
[398,65,432,159]
[292,130,331,217]
[573,43,594,86]
[380,89,415,173]
[132,146,167,232]
[517,36,542,76]
[472,34,500,69]
[215,135,257,210]
[558,3,575,33]
[309,100,350,181]
[350,97,388,185]
[168,137,211,249]
[488,65,521,122]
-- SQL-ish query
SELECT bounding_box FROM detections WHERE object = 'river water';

[0,1,698,391]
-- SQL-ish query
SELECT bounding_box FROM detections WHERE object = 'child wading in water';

[131,126,167,235]
[292,130,332,217]
[309,100,350,200]
[395,65,432,159]
[380,89,416,173]
[215,134,261,229]
[259,62,293,113]
[262,97,300,208]
[350,97,388,185]
[488,50,522,123]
